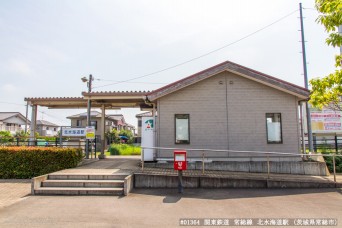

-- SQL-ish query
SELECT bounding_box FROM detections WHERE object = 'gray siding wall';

[157,71,300,158]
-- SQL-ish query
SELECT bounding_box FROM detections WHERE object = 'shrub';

[0,131,14,143]
[0,147,84,179]
[108,144,141,155]
[119,130,134,144]
[322,152,342,173]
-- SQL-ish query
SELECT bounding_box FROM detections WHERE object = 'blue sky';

[0,0,338,128]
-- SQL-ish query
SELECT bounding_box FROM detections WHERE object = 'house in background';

[67,111,135,138]
[36,120,59,136]
[107,114,136,134]
[0,112,30,134]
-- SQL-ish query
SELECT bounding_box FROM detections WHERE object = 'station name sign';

[62,128,86,137]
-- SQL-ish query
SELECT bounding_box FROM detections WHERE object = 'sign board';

[310,107,342,133]
[62,128,86,137]
[174,150,187,170]
[85,126,95,139]
[141,117,155,161]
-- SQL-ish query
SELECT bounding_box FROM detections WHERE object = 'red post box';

[174,150,187,170]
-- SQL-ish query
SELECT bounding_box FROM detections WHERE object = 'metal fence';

[0,136,100,158]
[141,146,342,185]
[303,135,342,153]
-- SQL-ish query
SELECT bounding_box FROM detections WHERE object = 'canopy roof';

[25,91,152,109]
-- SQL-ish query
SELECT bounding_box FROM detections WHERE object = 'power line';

[95,79,168,85]
[0,101,26,106]
[303,7,317,11]
[93,9,299,90]
[37,109,69,123]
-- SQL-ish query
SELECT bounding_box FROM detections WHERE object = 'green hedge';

[0,147,84,179]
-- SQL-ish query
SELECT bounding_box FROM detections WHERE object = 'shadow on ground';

[75,156,140,170]
[131,188,342,202]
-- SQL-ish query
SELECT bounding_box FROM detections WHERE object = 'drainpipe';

[299,101,306,157]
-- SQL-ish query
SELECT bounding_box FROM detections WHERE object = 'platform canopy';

[24,90,155,157]
[24,91,152,110]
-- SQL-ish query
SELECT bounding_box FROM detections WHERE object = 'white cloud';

[2,83,18,93]
[7,59,34,77]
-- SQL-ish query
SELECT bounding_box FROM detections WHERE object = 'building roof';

[0,112,30,124]
[147,60,310,101]
[36,120,59,127]
[66,112,133,126]
[107,114,124,121]
[67,111,103,119]
[82,91,150,96]
[81,91,152,109]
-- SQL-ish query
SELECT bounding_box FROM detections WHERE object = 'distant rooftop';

[37,120,59,127]
[0,112,30,124]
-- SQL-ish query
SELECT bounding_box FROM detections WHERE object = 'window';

[266,113,282,144]
[54,128,57,131]
[175,114,190,144]
[91,121,97,130]
[76,120,81,126]
[46,127,49,130]
[138,119,142,127]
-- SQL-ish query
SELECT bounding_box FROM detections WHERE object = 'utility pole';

[299,3,314,152]
[25,101,29,133]
[82,74,93,159]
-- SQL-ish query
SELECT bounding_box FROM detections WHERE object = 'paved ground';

[140,167,342,185]
[52,156,140,174]
[1,156,342,227]
[0,179,31,209]
[0,188,341,227]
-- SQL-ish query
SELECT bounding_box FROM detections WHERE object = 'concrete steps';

[34,187,124,195]
[42,179,124,188]
[33,173,131,196]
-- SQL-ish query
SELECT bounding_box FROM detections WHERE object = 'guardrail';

[141,147,342,184]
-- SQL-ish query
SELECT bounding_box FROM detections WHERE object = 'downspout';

[299,98,309,158]
[299,100,306,158]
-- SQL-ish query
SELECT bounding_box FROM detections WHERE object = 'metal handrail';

[141,146,341,185]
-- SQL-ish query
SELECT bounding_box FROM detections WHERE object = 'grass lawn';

[107,144,141,156]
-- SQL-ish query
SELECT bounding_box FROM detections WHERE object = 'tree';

[14,130,30,140]
[309,0,342,111]
[0,130,14,143]
[106,129,120,144]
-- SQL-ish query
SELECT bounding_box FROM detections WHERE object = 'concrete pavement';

[0,188,341,227]
[0,179,31,209]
